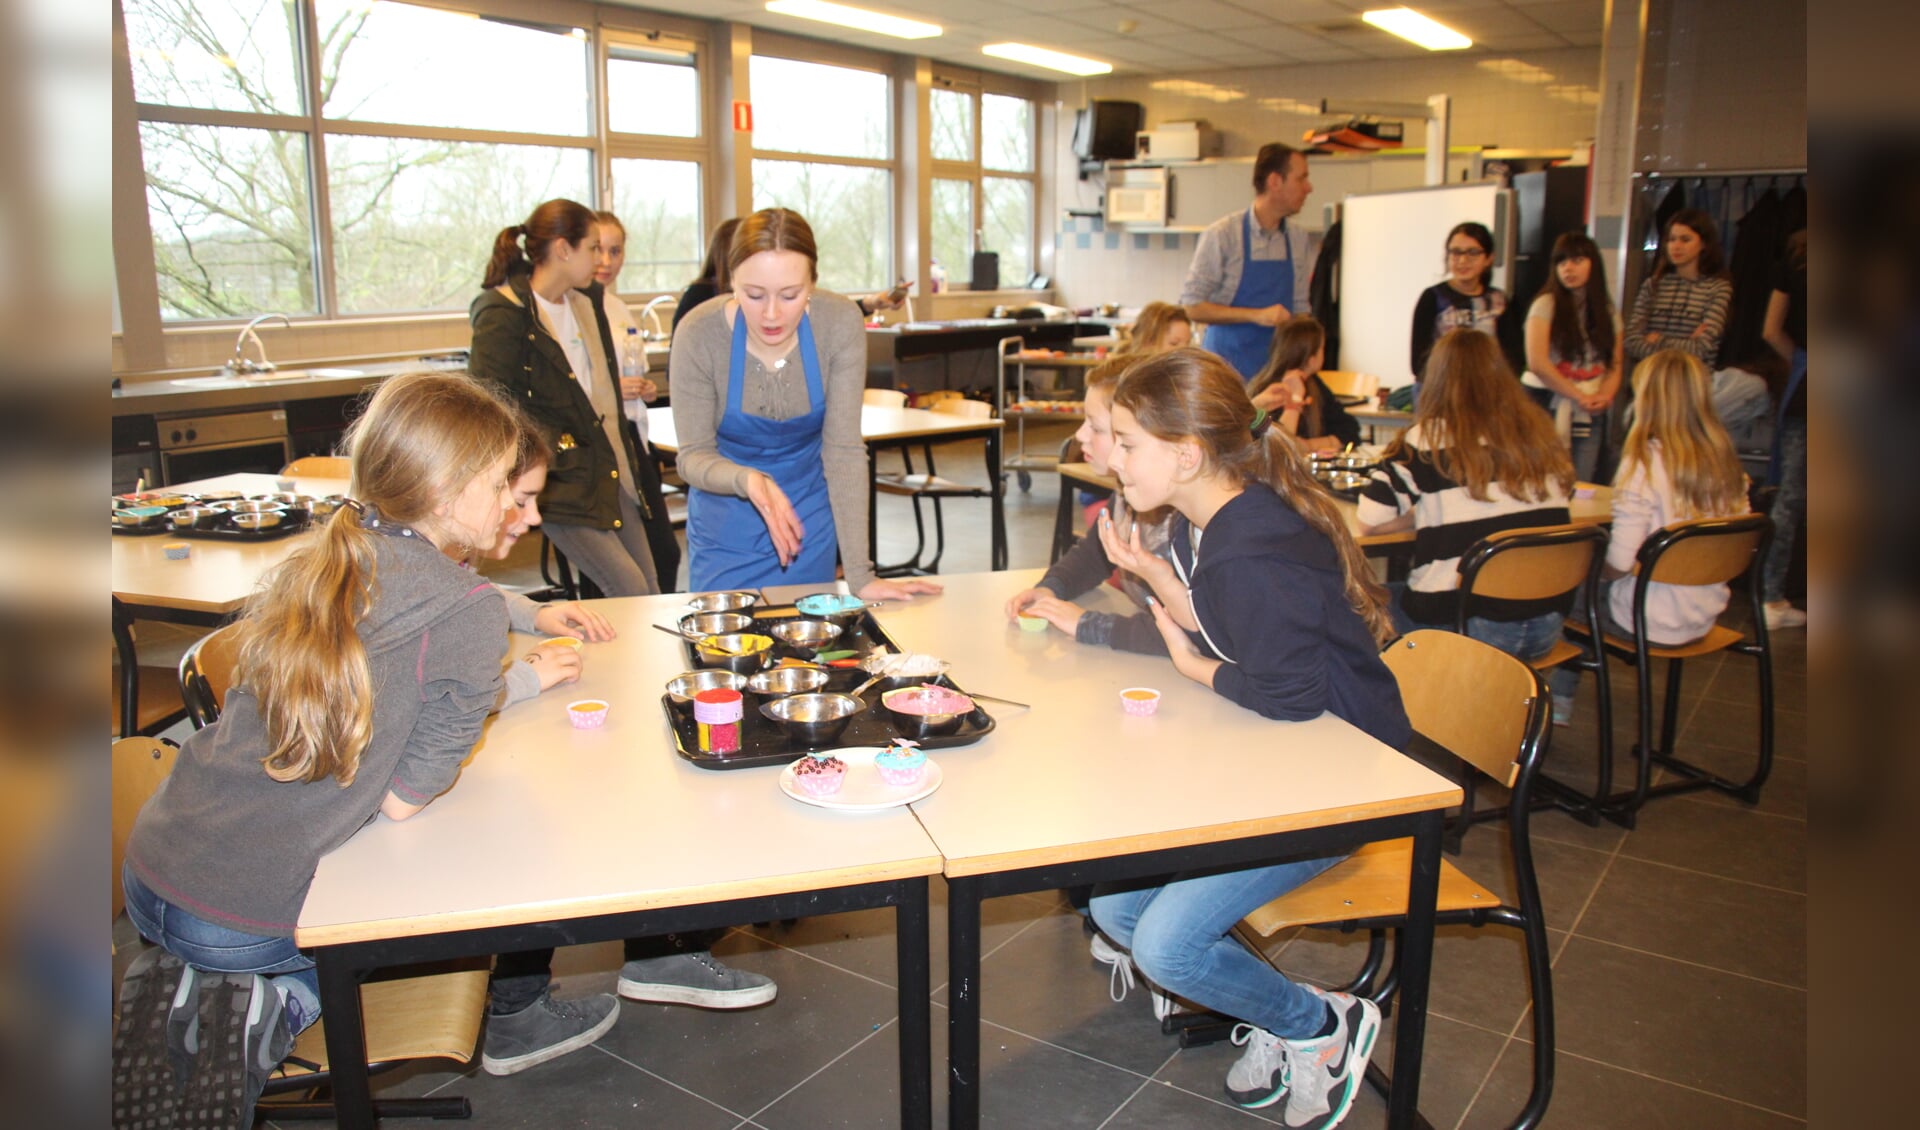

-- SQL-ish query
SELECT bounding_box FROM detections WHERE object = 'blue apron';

[1203,210,1294,381]
[686,311,838,591]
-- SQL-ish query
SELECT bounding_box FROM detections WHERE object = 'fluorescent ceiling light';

[766,0,941,41]
[981,42,1112,76]
[1362,8,1472,51]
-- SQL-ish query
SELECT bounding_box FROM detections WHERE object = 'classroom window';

[749,56,890,160]
[752,160,892,295]
[982,93,1033,173]
[931,178,972,287]
[607,45,700,138]
[609,158,704,293]
[982,177,1034,285]
[931,88,972,163]
[927,82,1035,288]
[123,0,305,115]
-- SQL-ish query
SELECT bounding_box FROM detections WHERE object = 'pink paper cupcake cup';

[876,763,926,787]
[795,764,847,796]
[566,699,610,729]
[1118,687,1161,716]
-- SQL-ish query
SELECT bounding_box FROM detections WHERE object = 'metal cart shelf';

[995,336,1104,491]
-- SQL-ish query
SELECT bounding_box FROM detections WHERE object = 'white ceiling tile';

[1484,32,1580,49]
[1439,8,1552,38]
[1523,2,1607,32]
[1051,8,1193,38]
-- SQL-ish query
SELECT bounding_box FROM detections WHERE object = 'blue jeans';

[1388,584,1565,664]
[122,863,320,1031]
[1762,415,1806,603]
[1088,855,1344,1039]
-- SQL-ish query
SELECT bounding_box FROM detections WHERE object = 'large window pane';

[141,123,316,320]
[983,177,1034,286]
[610,159,703,293]
[315,1,590,135]
[608,55,699,138]
[982,93,1033,173]
[752,160,890,294]
[124,0,304,114]
[749,57,889,160]
[931,179,972,287]
[931,89,972,163]
[327,137,592,315]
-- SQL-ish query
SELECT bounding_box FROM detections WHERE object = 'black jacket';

[469,274,647,530]
[1170,484,1410,750]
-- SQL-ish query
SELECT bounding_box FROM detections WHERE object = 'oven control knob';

[170,429,183,444]
[185,428,198,442]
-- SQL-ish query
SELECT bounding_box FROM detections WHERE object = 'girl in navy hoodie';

[1088,346,1407,1129]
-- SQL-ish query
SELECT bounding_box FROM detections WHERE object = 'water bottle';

[929,259,947,295]
[622,326,642,387]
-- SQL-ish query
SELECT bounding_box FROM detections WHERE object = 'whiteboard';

[1339,182,1514,388]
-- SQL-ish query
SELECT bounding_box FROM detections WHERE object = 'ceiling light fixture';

[765,0,941,41]
[1361,8,1472,51]
[981,42,1112,76]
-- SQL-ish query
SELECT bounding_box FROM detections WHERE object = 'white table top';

[648,404,1001,454]
[884,571,1461,877]
[113,472,348,615]
[296,590,943,947]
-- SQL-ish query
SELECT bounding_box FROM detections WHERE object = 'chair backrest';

[112,736,179,920]
[282,455,351,478]
[1639,513,1771,586]
[179,622,244,728]
[1382,629,1543,789]
[1457,524,1605,610]
[1316,370,1377,399]
[935,397,993,419]
[913,389,964,409]
[863,388,908,409]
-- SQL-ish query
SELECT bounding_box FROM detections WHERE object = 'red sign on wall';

[732,101,753,132]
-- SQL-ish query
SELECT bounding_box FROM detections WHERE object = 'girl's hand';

[1004,586,1051,618]
[532,601,616,642]
[522,641,585,692]
[620,374,651,401]
[1147,597,1221,687]
[1578,390,1613,414]
[1250,383,1290,414]
[1021,594,1087,635]
[1302,434,1342,455]
[859,577,944,602]
[744,471,805,566]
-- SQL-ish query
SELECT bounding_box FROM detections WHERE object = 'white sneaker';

[1763,600,1806,630]
[1088,933,1175,1019]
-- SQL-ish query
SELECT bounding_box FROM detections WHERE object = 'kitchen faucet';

[638,295,677,341]
[223,312,291,376]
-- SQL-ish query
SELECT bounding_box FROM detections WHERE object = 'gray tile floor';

[115,424,1808,1127]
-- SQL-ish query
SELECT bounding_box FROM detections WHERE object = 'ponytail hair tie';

[1250,407,1272,439]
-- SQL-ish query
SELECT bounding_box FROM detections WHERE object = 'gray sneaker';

[616,950,777,1008]
[481,991,619,1076]
[1224,1022,1291,1109]
[1278,990,1381,1129]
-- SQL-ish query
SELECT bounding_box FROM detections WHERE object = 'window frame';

[927,73,1037,289]
[598,26,709,302]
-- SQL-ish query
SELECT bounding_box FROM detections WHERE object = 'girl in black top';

[1410,221,1521,380]
[1247,316,1361,453]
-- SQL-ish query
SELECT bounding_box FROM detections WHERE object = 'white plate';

[778,746,943,811]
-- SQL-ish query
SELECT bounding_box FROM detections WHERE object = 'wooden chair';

[874,398,1001,574]
[112,599,187,739]
[1563,513,1775,828]
[1315,370,1377,401]
[178,622,242,730]
[862,388,908,409]
[117,733,490,1120]
[1167,630,1558,1130]
[1451,524,1611,845]
[282,455,351,478]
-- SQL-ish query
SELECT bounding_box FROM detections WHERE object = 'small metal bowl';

[231,511,284,531]
[768,618,843,656]
[685,590,760,614]
[227,500,286,514]
[880,685,976,739]
[1323,470,1370,493]
[249,492,312,507]
[115,506,171,529]
[664,669,748,714]
[194,490,244,503]
[745,666,830,699]
[308,497,345,520]
[693,632,774,675]
[759,692,863,748]
[169,506,218,531]
[679,611,755,639]
[795,592,868,629]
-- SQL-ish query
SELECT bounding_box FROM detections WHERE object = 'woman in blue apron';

[669,208,942,601]
[1204,208,1295,380]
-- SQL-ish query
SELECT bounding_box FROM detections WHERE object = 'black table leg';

[984,429,1007,570]
[315,950,375,1130]
[867,444,881,574]
[1386,811,1444,1129]
[947,874,983,1128]
[896,877,932,1130]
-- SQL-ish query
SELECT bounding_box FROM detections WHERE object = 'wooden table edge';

[295,853,945,948]
[931,788,1464,879]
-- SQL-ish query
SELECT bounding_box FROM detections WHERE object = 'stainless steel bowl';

[759,692,863,748]
[880,685,976,738]
[664,669,748,712]
[308,497,344,520]
[228,500,286,514]
[768,618,843,656]
[1321,470,1370,493]
[685,590,760,614]
[795,592,867,629]
[231,511,284,531]
[169,506,217,530]
[745,666,830,698]
[693,633,774,675]
[114,506,171,529]
[248,492,312,507]
[679,611,755,638]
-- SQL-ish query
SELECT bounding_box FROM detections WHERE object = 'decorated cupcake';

[873,739,928,787]
[792,752,847,796]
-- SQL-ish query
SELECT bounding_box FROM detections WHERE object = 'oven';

[157,408,292,485]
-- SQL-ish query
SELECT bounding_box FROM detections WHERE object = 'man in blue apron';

[1179,143,1315,380]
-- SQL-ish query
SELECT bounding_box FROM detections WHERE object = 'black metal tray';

[665,604,994,770]
[112,510,314,541]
